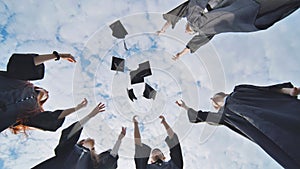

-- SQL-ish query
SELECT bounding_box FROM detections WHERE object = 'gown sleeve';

[97,150,119,169]
[134,143,152,169]
[163,1,189,29]
[6,53,45,80]
[187,108,222,124]
[24,110,65,131]
[54,122,83,156]
[165,133,183,169]
[186,34,214,53]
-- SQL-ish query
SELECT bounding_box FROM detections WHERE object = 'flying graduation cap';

[143,83,157,100]
[111,56,125,72]
[109,20,129,50]
[127,88,137,102]
[130,61,152,85]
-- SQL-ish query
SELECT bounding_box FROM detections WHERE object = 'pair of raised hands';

[75,98,126,140]
[132,115,167,124]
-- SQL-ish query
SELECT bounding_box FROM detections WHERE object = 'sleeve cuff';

[165,133,180,149]
[135,143,151,159]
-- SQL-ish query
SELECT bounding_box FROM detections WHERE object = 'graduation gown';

[163,0,300,53]
[0,54,65,132]
[134,134,183,169]
[32,122,119,169]
[187,82,300,169]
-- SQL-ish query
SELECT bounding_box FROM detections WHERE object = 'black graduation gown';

[163,0,300,53]
[32,122,119,169]
[187,82,300,169]
[0,54,65,132]
[134,134,183,169]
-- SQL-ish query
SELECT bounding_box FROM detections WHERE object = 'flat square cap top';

[143,83,157,100]
[130,61,152,85]
[111,56,125,72]
[109,20,128,39]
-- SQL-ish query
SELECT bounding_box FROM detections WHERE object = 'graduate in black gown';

[176,82,300,169]
[32,102,126,169]
[157,0,300,60]
[133,115,183,169]
[0,52,87,134]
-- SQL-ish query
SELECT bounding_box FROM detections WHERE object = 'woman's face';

[151,149,165,162]
[82,138,95,149]
[211,95,225,109]
[36,88,49,102]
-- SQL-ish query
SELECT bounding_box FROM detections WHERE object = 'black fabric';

[134,143,151,169]
[24,110,65,131]
[255,0,300,29]
[163,1,190,29]
[95,150,119,169]
[134,134,183,169]
[33,122,119,169]
[165,134,183,169]
[109,20,128,39]
[6,53,45,81]
[190,82,300,169]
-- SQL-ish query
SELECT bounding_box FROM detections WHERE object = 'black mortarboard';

[109,20,129,50]
[138,61,152,77]
[143,83,157,100]
[127,88,137,102]
[111,56,125,72]
[109,20,128,39]
[130,61,152,85]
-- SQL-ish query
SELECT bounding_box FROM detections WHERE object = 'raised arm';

[156,21,172,35]
[176,100,221,124]
[57,98,88,119]
[110,127,127,157]
[173,34,215,60]
[133,115,142,146]
[159,115,174,139]
[160,115,183,169]
[67,102,105,139]
[133,115,152,169]
[33,51,76,66]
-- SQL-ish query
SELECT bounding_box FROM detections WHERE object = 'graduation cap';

[130,61,152,85]
[127,88,137,102]
[109,20,129,50]
[111,56,125,72]
[143,83,157,100]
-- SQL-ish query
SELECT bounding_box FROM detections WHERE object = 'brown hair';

[9,86,48,135]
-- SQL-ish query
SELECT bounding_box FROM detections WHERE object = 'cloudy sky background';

[0,0,300,169]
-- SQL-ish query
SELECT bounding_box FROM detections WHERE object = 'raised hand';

[60,53,76,63]
[89,102,105,118]
[175,100,186,107]
[156,30,165,35]
[133,115,139,123]
[75,98,88,111]
[172,53,181,61]
[118,127,127,140]
[159,115,166,123]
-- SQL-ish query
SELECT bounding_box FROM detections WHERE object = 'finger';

[133,115,138,122]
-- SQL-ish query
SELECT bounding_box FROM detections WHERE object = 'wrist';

[53,51,60,61]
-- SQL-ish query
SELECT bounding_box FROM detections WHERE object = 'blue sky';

[0,0,300,169]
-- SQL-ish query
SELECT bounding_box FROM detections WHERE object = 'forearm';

[110,139,122,157]
[134,123,142,145]
[58,107,77,119]
[162,121,174,139]
[160,21,171,32]
[33,54,57,66]
[178,48,190,57]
